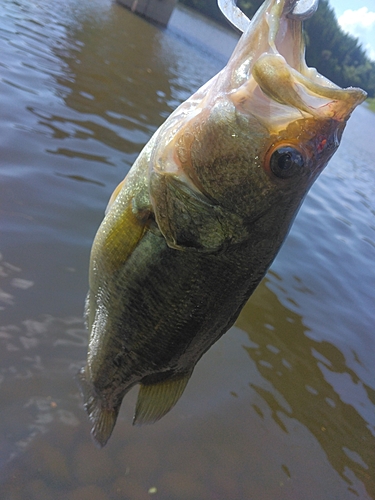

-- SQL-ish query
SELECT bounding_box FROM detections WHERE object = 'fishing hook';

[218,0,319,32]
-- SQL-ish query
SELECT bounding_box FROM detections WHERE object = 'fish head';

[222,0,367,211]
[151,0,366,231]
[212,0,366,213]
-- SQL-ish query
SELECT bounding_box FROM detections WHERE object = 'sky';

[328,0,375,61]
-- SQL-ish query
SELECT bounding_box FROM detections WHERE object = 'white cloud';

[365,43,375,61]
[338,7,375,33]
[338,7,375,60]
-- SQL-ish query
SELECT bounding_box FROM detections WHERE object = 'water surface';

[0,0,374,498]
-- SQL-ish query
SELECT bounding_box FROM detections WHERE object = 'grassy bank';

[367,98,375,113]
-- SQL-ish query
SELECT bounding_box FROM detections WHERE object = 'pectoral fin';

[100,201,150,273]
[87,166,153,336]
[105,178,126,215]
[133,373,191,425]
[91,170,152,277]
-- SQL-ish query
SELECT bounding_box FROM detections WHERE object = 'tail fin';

[76,368,120,448]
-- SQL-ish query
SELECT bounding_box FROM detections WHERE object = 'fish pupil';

[279,153,292,170]
[270,146,304,179]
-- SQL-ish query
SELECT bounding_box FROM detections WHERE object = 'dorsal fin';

[133,373,191,425]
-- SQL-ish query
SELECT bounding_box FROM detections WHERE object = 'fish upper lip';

[224,0,366,125]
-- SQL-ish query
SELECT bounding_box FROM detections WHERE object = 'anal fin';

[133,373,191,426]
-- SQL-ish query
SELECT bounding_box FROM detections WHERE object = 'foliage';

[367,98,375,113]
[304,1,375,97]
[178,0,375,97]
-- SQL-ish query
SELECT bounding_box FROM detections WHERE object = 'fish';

[77,0,366,447]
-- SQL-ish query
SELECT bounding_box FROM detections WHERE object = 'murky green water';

[1,0,374,498]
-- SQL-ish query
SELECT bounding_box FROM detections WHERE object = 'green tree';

[304,1,375,96]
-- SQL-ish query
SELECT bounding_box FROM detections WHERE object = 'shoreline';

[367,97,375,113]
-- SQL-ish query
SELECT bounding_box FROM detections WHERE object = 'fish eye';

[269,146,305,179]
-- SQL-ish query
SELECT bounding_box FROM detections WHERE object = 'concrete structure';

[117,0,177,26]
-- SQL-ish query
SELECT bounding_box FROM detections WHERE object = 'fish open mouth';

[223,0,367,130]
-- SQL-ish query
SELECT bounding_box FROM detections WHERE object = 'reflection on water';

[237,280,374,498]
[1,0,374,498]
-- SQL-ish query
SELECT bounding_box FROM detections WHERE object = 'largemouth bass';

[78,0,366,447]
